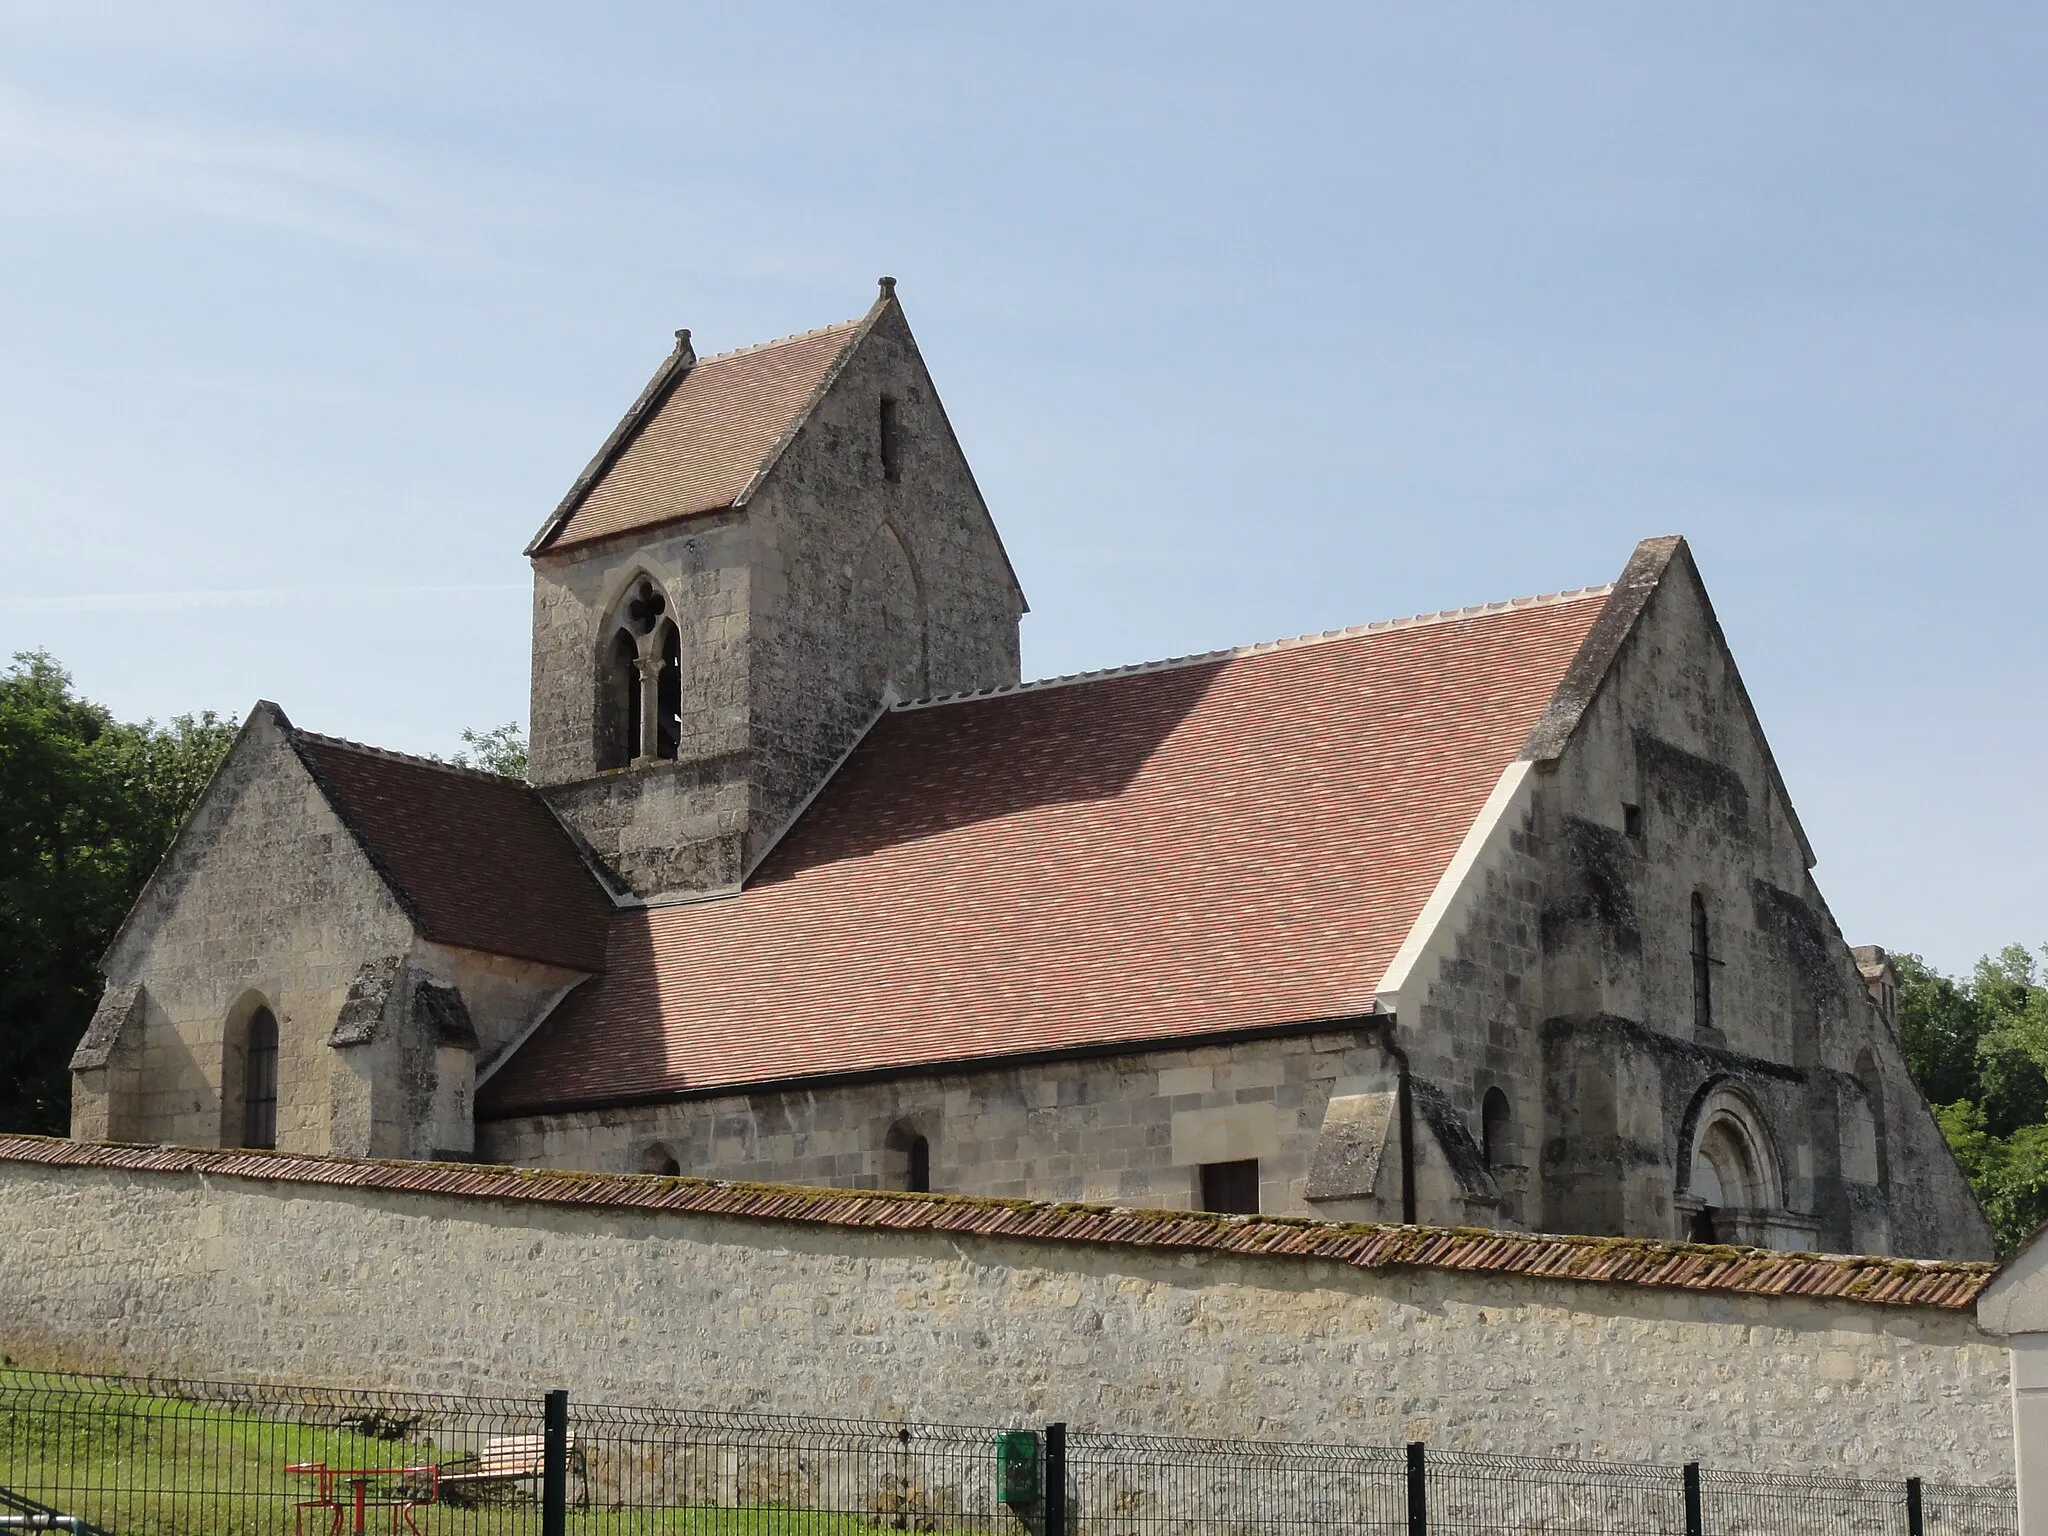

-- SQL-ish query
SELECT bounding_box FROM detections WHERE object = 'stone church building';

[68,282,1992,1260]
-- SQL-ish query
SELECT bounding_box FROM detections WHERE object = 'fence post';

[1684,1462,1703,1536]
[542,1389,569,1536]
[1043,1422,1066,1536]
[1907,1477,1924,1536]
[1407,1442,1426,1536]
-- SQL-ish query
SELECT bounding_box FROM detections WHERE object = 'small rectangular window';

[1199,1159,1260,1214]
[1623,803,1644,840]
[879,396,902,482]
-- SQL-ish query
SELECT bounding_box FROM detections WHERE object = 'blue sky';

[1,4,2041,973]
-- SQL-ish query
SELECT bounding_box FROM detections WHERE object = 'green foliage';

[451,721,527,781]
[1902,944,2048,1253]
[0,652,235,1135]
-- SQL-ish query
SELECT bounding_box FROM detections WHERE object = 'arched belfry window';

[601,629,639,770]
[598,578,683,770]
[655,620,682,761]
[242,1008,278,1150]
[1690,893,1714,1034]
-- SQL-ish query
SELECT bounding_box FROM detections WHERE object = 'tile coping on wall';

[0,1134,1994,1312]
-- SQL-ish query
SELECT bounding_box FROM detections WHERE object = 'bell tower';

[524,282,1025,902]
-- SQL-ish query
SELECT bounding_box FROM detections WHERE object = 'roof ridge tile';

[295,730,522,787]
[893,583,1616,713]
[692,318,865,367]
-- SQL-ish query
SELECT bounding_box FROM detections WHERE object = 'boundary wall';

[0,1137,2014,1482]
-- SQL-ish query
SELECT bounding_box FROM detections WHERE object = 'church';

[67,281,1992,1260]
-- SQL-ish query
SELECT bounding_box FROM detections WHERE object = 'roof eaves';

[525,330,700,557]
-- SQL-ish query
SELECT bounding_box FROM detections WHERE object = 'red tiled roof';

[541,322,865,552]
[481,589,1613,1114]
[291,731,612,973]
[0,1136,1994,1310]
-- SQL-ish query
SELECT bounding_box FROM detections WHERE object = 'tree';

[0,652,234,1134]
[451,721,527,780]
[1899,943,2048,1253]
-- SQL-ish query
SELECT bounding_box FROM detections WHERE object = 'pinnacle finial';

[878,276,897,300]
[674,328,691,348]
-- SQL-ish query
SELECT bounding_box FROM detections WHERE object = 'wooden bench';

[437,1436,587,1508]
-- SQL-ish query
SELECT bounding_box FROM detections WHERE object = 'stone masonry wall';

[1541,557,1986,1257]
[1403,817,1547,1229]
[743,299,1022,858]
[78,709,417,1154]
[527,304,1020,899]
[528,510,754,789]
[1396,555,1991,1259]
[0,1153,2013,1478]
[529,511,755,895]
[481,1028,1469,1225]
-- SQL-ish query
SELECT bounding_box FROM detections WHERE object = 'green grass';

[0,1374,1005,1536]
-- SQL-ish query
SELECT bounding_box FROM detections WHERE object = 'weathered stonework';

[67,295,1987,1271]
[484,546,1988,1261]
[0,1151,2013,1478]
[528,300,1024,900]
[69,710,588,1162]
[1381,547,1989,1258]
[77,709,417,1154]
[480,1029,1474,1222]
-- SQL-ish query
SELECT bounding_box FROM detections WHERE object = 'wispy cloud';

[0,84,438,253]
[0,584,524,614]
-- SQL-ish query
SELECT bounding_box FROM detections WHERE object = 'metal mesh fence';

[0,1369,2021,1536]
[567,1403,1010,1533]
[1922,1479,2027,1536]
[1423,1449,1684,1536]
[1697,1469,1913,1536]
[0,1370,543,1536]
[1064,1430,1406,1536]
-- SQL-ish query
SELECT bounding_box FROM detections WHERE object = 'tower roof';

[528,299,889,555]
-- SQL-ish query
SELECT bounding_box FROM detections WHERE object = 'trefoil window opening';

[603,629,639,770]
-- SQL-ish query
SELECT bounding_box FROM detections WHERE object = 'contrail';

[0,584,526,614]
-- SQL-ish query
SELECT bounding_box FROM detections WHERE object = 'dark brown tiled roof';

[290,729,612,973]
[538,321,865,552]
[0,1136,1994,1311]
[482,588,1612,1114]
